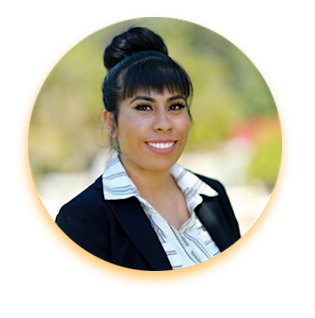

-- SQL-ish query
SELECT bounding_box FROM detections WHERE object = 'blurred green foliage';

[28,17,281,186]
[246,116,282,188]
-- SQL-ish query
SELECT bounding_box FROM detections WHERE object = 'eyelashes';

[134,104,152,111]
[169,103,186,111]
[134,102,187,111]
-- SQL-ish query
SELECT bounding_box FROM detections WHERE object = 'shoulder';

[56,176,114,228]
[192,171,232,206]
[191,171,227,195]
[59,176,104,211]
[55,176,116,261]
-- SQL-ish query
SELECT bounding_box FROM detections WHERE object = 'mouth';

[145,141,177,154]
[147,142,175,149]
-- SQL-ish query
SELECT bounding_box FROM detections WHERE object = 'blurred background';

[28,17,281,236]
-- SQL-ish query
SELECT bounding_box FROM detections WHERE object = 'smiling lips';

[148,142,174,149]
[145,141,177,153]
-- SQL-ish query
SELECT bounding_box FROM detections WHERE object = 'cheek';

[181,121,191,145]
[116,114,144,142]
[179,117,191,135]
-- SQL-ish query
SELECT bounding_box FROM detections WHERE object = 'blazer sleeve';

[56,201,111,262]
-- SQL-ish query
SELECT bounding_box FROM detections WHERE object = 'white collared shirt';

[102,152,221,269]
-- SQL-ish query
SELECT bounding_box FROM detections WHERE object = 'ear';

[102,110,118,137]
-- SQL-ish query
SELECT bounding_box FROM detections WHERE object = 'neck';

[119,156,175,199]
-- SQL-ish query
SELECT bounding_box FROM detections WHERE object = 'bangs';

[120,54,193,101]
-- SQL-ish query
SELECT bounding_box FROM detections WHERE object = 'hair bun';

[103,27,168,70]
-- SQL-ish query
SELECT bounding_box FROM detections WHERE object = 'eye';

[169,103,186,111]
[135,104,152,111]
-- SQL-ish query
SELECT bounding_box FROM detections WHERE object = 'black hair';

[101,27,193,149]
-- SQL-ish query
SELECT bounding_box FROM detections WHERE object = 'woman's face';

[110,89,191,175]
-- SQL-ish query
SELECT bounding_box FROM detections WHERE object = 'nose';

[153,109,172,132]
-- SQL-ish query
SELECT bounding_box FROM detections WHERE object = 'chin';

[146,155,180,172]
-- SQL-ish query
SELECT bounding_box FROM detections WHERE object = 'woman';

[56,27,241,271]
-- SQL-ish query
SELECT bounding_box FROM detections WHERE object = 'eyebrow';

[129,94,186,105]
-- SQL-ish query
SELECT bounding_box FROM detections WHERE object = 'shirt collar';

[102,152,218,201]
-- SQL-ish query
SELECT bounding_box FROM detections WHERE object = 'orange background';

[15,12,293,290]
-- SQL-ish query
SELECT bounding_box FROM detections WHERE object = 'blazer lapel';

[107,197,172,271]
[196,196,238,252]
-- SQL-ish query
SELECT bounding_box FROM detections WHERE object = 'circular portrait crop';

[28,17,282,271]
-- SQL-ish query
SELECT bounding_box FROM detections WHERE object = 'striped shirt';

[102,152,221,269]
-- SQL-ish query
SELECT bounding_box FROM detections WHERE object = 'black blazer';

[56,174,241,271]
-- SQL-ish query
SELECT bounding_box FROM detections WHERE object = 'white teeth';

[148,142,174,149]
